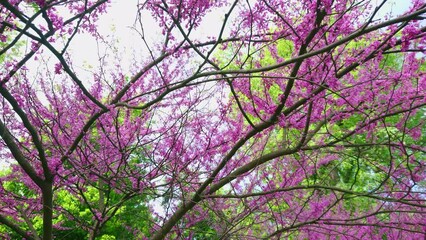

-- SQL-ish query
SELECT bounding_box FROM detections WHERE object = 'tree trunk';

[41,183,53,240]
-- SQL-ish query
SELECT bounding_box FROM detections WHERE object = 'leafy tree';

[0,0,425,239]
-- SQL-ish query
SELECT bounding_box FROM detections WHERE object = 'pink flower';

[0,34,6,42]
[54,63,62,74]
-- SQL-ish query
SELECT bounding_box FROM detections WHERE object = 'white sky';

[67,0,411,70]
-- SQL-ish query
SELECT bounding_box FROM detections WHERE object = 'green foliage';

[0,33,24,63]
[217,39,294,127]
[52,186,152,239]
[187,219,219,240]
[0,166,152,239]
[98,194,152,239]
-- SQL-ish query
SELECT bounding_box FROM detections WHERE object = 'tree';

[0,0,425,239]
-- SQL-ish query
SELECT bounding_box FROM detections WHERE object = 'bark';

[41,183,53,240]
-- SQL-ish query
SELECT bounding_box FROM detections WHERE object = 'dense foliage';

[0,0,425,239]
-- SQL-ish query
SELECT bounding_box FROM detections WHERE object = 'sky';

[68,0,412,71]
